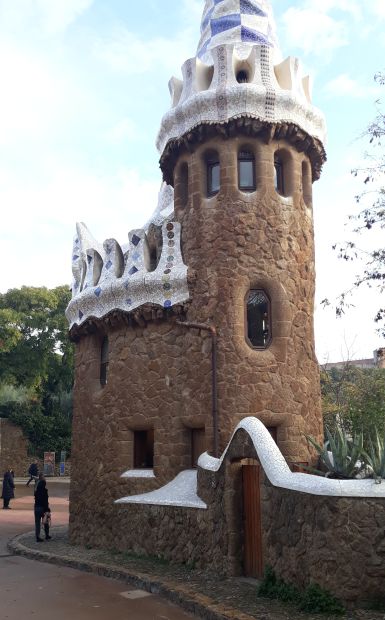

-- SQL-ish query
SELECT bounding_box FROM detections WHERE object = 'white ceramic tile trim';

[198,417,385,499]
[115,469,207,509]
[121,469,156,479]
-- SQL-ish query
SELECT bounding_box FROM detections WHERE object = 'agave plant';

[306,427,365,479]
[363,430,385,480]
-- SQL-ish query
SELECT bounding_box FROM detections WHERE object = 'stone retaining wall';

[70,426,385,604]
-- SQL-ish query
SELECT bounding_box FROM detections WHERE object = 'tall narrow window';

[179,162,189,207]
[100,336,109,386]
[134,430,154,469]
[206,152,220,197]
[302,160,312,207]
[274,156,284,195]
[238,150,256,191]
[246,290,271,349]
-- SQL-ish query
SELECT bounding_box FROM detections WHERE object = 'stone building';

[67,0,385,602]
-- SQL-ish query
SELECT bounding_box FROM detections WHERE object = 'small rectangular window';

[207,162,220,196]
[100,337,109,386]
[134,430,154,469]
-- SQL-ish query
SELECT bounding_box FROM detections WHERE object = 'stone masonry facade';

[70,427,385,603]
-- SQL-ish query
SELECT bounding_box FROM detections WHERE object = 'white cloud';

[0,163,159,292]
[281,7,348,56]
[0,0,94,35]
[369,0,385,20]
[0,43,64,145]
[324,73,382,99]
[105,118,140,145]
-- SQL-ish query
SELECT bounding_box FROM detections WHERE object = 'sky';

[0,0,384,363]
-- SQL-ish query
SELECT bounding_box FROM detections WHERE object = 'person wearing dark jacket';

[1,469,15,509]
[26,460,39,486]
[34,477,51,542]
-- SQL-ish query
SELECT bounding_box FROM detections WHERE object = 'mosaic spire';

[197,0,280,63]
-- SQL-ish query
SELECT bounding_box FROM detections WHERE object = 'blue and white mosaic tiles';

[66,187,189,328]
[156,0,326,155]
[197,0,280,64]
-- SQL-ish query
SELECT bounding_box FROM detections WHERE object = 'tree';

[323,71,385,336]
[321,364,385,439]
[0,285,74,456]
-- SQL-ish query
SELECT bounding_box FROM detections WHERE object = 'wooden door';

[242,463,263,578]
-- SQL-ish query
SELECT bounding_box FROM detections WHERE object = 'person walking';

[1,469,15,509]
[26,460,39,486]
[34,475,51,542]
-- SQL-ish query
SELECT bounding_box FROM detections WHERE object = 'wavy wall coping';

[116,470,207,509]
[198,417,385,499]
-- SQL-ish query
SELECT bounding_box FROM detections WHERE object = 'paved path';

[1,481,196,620]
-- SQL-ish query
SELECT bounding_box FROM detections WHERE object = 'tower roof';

[197,0,280,63]
[157,0,326,164]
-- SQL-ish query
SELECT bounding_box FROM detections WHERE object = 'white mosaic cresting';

[116,470,207,509]
[66,184,189,328]
[156,0,326,155]
[198,417,385,499]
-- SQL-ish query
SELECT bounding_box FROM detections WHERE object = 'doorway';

[242,460,263,578]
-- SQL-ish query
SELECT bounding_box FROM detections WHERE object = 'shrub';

[258,567,345,615]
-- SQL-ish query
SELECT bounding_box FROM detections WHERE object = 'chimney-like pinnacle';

[197,0,281,64]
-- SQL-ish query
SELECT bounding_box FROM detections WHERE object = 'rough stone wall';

[0,418,30,476]
[174,134,323,462]
[69,317,213,543]
[262,482,385,603]
[71,425,385,603]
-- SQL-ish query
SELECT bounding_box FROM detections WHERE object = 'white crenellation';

[156,42,326,154]
[66,219,189,329]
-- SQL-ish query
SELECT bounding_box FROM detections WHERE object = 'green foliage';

[257,566,301,604]
[363,429,385,479]
[300,583,345,615]
[9,409,71,457]
[258,567,345,615]
[307,427,365,479]
[0,285,74,455]
[321,366,385,441]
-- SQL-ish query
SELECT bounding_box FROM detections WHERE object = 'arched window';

[274,155,284,195]
[236,70,249,84]
[238,150,256,191]
[206,151,220,197]
[246,290,271,349]
[100,336,109,386]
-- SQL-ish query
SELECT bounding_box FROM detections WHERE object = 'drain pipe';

[176,320,219,458]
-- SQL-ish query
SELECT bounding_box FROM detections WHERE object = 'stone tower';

[67,0,326,527]
[157,0,326,462]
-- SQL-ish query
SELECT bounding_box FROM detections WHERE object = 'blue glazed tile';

[126,298,132,306]
[132,234,141,247]
[105,260,112,270]
[132,252,140,262]
[94,287,102,298]
[241,25,270,44]
[129,266,139,276]
[79,310,84,320]
[240,0,267,17]
[72,254,79,261]
[164,300,172,308]
[211,14,241,37]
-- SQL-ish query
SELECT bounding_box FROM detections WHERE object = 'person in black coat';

[1,469,15,509]
[26,460,39,486]
[34,476,51,542]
